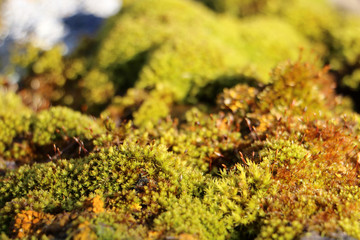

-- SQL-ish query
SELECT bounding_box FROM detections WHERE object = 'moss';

[260,139,310,166]
[2,59,360,239]
[269,0,339,44]
[195,0,360,96]
[11,210,54,239]
[10,0,314,126]
[66,211,149,240]
[0,138,204,233]
[256,218,303,240]
[196,0,339,49]
[11,0,309,120]
[97,0,309,91]
[217,84,258,116]
[132,89,173,128]
[194,0,270,17]
[330,18,360,90]
[3,0,360,237]
[204,160,272,228]
[81,69,115,106]
[256,118,360,238]
[0,90,32,162]
[0,98,104,165]
[342,68,360,90]
[32,106,102,146]
[157,107,242,173]
[153,195,228,240]
[257,60,336,116]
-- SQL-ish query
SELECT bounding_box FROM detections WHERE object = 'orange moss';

[84,195,105,214]
[260,116,360,235]
[178,233,199,240]
[12,210,54,239]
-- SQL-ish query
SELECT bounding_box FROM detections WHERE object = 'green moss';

[10,0,313,125]
[342,68,360,90]
[132,89,173,128]
[0,98,104,165]
[2,60,360,239]
[94,0,310,126]
[154,195,228,240]
[195,0,360,94]
[270,0,339,43]
[196,0,339,48]
[330,18,360,90]
[3,0,360,237]
[260,139,310,166]
[98,0,309,89]
[66,211,149,240]
[256,218,303,240]
[158,107,242,173]
[81,69,115,106]
[204,160,272,229]
[257,60,337,117]
[0,91,32,161]
[0,138,203,232]
[32,106,102,146]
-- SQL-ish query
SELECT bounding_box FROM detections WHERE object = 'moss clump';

[98,0,310,126]
[260,139,310,166]
[2,58,360,239]
[257,119,360,239]
[257,60,336,117]
[66,211,149,240]
[32,106,102,146]
[195,0,340,51]
[330,18,360,92]
[203,160,272,229]
[12,0,310,123]
[0,93,103,165]
[195,0,360,102]
[0,90,32,163]
[0,138,203,235]
[153,195,228,240]
[97,0,308,92]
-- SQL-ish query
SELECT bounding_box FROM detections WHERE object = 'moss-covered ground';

[2,0,360,239]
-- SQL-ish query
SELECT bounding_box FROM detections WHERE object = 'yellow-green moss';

[96,0,310,125]
[32,106,103,146]
[97,0,309,89]
[154,195,228,240]
[2,0,360,238]
[0,90,32,161]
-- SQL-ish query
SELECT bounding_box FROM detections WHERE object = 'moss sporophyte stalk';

[2,0,360,239]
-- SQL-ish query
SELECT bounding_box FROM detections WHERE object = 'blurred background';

[0,0,359,59]
[0,0,122,66]
[1,0,360,116]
